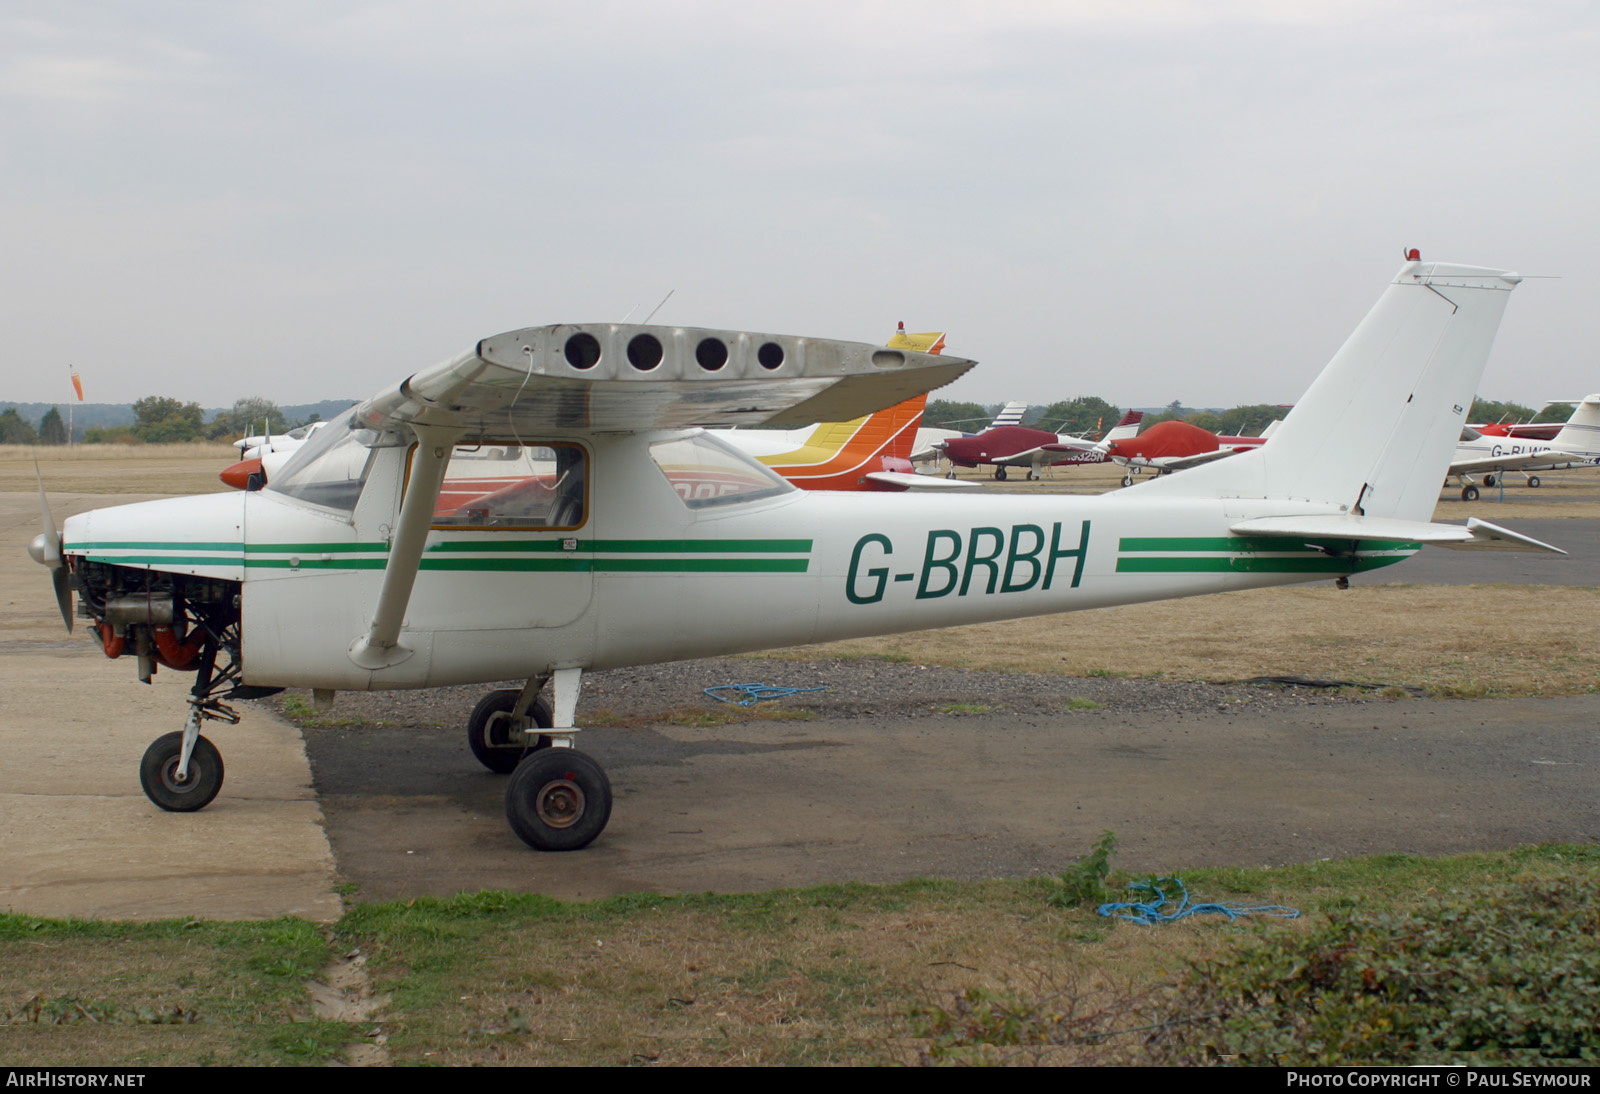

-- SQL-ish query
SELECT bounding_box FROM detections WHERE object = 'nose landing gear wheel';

[1122,474,1134,487]
[467,690,553,773]
[505,749,612,851]
[139,732,224,812]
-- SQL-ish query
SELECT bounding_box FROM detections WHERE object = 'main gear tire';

[505,749,612,851]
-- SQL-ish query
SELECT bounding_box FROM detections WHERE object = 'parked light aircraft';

[1100,419,1277,487]
[910,399,1025,466]
[940,410,1144,480]
[1448,396,1600,499]
[30,256,1562,853]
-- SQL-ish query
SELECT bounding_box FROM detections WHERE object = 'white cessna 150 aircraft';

[30,255,1561,852]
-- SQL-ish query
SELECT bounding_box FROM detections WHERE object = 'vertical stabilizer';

[1548,395,1600,451]
[990,401,1028,429]
[1136,257,1521,520]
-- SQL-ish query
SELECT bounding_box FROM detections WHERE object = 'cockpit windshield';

[266,407,383,513]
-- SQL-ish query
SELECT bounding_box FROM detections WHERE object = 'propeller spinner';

[28,460,72,633]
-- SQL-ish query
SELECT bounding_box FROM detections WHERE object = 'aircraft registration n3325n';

[29,254,1562,852]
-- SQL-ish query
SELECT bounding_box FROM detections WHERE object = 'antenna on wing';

[643,289,675,325]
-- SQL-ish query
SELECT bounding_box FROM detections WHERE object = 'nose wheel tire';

[505,749,612,851]
[467,690,553,773]
[139,732,224,812]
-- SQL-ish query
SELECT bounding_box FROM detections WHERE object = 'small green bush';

[1158,875,1600,1065]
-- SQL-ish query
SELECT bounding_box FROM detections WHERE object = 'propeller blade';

[53,566,73,633]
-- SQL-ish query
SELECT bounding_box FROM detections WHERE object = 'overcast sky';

[4,1,1597,413]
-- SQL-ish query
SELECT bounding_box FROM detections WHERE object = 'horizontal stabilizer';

[864,471,981,491]
[1229,515,1565,554]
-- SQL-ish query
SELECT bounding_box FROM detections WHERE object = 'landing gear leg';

[503,667,613,851]
[138,632,244,812]
[467,675,553,773]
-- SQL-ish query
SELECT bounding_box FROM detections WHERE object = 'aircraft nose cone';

[220,458,262,490]
[28,531,57,569]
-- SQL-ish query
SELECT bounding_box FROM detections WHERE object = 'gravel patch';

[272,655,1382,729]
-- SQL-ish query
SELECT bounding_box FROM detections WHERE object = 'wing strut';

[349,424,460,669]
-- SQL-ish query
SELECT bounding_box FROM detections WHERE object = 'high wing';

[356,323,973,437]
[349,322,974,668]
[1449,451,1599,476]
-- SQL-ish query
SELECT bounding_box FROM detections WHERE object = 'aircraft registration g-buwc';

[30,252,1562,852]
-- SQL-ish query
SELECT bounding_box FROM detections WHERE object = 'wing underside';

[357,323,974,437]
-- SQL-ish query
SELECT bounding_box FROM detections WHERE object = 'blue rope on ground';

[704,682,829,706]
[1098,877,1300,925]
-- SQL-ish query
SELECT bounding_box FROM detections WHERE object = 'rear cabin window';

[648,432,793,509]
[431,443,587,530]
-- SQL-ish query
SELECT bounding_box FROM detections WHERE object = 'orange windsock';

[70,369,84,401]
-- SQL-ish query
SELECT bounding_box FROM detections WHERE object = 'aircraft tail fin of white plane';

[1136,256,1521,521]
[1548,395,1600,450]
[990,401,1028,429]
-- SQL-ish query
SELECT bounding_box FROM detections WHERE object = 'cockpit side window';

[648,432,794,509]
[429,443,588,530]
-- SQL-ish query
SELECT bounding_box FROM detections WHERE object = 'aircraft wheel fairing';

[505,749,612,851]
[467,690,553,774]
[139,732,224,813]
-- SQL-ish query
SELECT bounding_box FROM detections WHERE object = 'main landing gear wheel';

[1483,474,1497,487]
[139,732,224,812]
[505,749,612,851]
[1528,475,1542,488]
[467,690,553,774]
[993,466,1008,481]
[1461,485,1481,501]
[1121,474,1134,488]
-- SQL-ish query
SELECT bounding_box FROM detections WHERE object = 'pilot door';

[403,441,594,630]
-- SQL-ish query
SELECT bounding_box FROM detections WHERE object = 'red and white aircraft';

[940,410,1145,480]
[1099,419,1278,487]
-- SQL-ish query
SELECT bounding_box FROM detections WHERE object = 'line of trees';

[2,397,306,445]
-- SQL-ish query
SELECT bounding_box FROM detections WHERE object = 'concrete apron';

[1,490,342,923]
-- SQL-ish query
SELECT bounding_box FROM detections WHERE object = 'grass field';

[786,583,1600,697]
[3,845,1595,1066]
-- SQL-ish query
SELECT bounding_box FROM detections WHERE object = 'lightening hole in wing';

[564,333,602,370]
[871,349,905,369]
[626,333,663,371]
[695,338,728,371]
[757,341,785,370]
